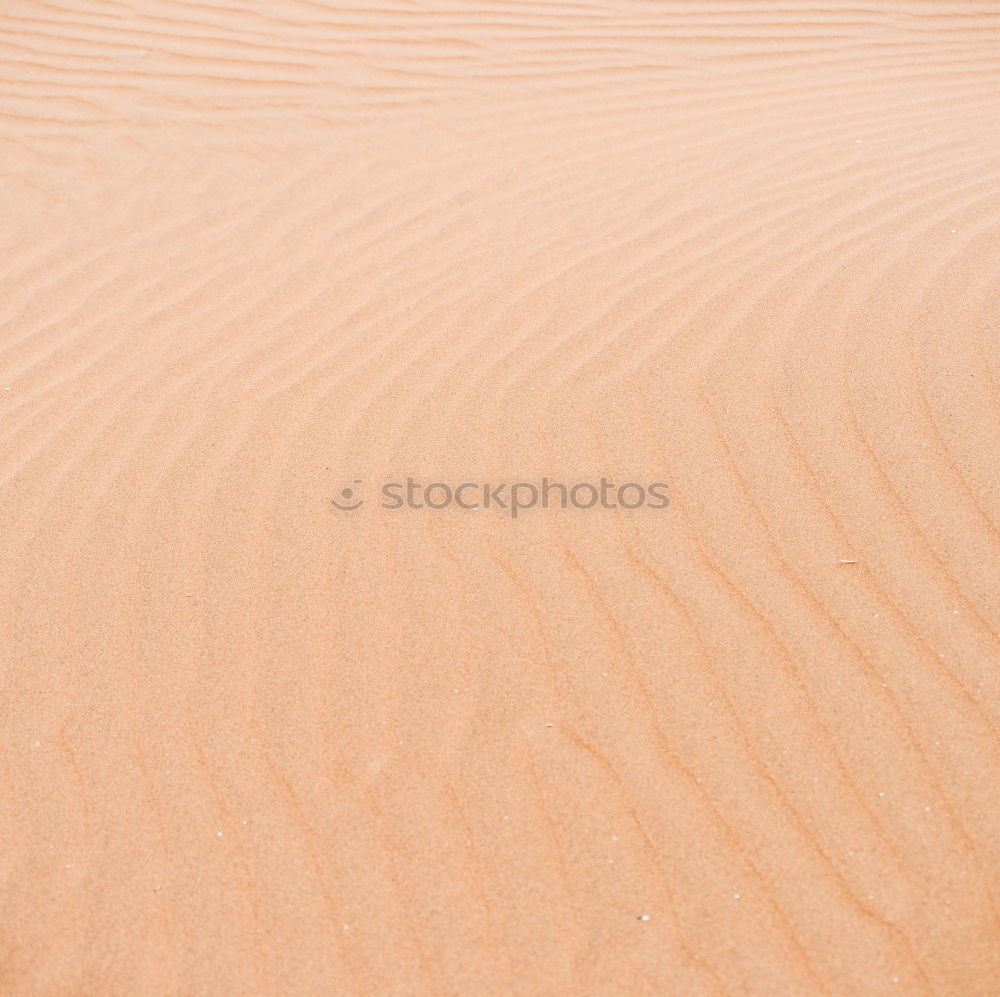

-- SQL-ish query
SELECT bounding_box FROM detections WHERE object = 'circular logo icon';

[331,479,364,511]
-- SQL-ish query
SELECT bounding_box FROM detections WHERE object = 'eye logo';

[331,480,364,511]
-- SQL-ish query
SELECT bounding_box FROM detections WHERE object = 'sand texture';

[2,2,999,994]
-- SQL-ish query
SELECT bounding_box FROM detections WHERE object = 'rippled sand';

[2,2,999,994]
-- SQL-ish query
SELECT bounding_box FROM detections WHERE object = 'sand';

[2,1,999,994]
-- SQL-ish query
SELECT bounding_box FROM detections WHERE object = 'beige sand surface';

[2,2,999,994]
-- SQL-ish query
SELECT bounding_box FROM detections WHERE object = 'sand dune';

[2,2,999,994]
